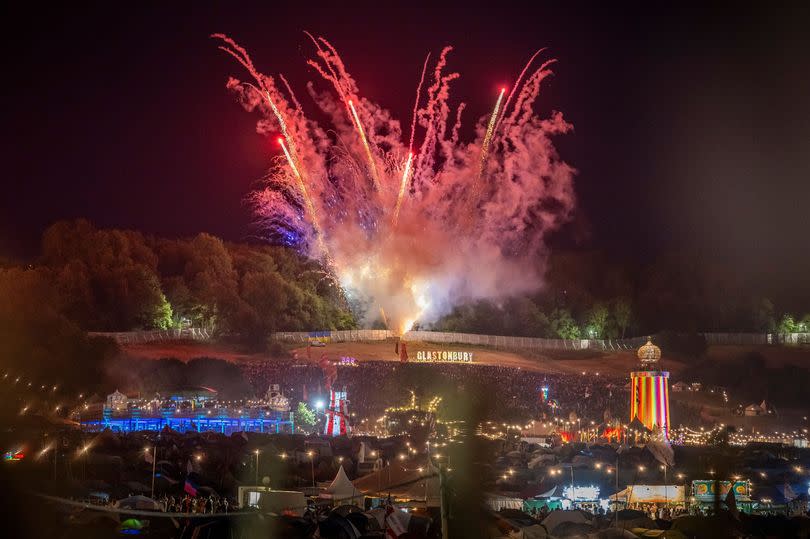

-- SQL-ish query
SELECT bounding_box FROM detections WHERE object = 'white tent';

[484,493,523,511]
[326,465,363,505]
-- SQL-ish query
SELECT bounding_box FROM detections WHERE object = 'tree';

[152,293,174,330]
[777,314,797,334]
[295,402,317,433]
[181,234,241,333]
[613,297,632,338]
[503,297,549,337]
[585,303,610,339]
[41,220,167,330]
[753,298,776,332]
[549,308,580,339]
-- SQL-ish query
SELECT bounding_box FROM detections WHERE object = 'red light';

[277,137,284,145]
[500,87,507,93]
[348,99,353,106]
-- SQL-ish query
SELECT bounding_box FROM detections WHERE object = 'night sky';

[2,3,809,295]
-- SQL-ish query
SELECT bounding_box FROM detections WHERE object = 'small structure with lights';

[630,338,670,438]
[106,390,128,412]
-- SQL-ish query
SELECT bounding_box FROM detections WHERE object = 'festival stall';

[690,480,752,514]
[610,484,687,514]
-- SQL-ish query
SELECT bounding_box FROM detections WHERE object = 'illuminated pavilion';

[630,338,670,438]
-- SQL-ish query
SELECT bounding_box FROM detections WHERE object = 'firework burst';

[214,33,575,333]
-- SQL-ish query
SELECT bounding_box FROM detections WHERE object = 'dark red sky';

[2,2,809,299]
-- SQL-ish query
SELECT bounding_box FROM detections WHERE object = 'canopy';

[484,493,523,511]
[353,460,440,506]
[326,465,363,504]
[610,485,685,504]
[114,495,160,511]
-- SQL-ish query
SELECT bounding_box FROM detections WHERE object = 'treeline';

[39,219,356,340]
[0,220,356,387]
[433,251,810,339]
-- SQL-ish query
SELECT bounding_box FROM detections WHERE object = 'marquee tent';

[325,465,363,505]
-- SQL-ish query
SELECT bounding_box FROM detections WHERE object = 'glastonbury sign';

[414,350,474,363]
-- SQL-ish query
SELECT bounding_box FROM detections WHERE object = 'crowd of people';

[239,357,627,427]
[158,494,232,513]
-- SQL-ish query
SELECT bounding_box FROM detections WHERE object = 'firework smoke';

[214,34,576,333]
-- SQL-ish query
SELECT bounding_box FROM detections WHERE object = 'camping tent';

[114,495,160,511]
[540,508,591,530]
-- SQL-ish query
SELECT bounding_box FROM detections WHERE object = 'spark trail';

[393,152,413,226]
[475,87,505,189]
[347,99,380,191]
[215,34,575,333]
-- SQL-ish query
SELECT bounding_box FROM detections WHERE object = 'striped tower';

[630,339,670,438]
[324,387,351,437]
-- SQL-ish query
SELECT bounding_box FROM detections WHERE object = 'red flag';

[399,341,408,363]
[184,479,198,497]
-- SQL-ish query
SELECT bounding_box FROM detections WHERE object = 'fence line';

[88,328,211,345]
[271,330,810,352]
[88,327,810,350]
[271,329,647,352]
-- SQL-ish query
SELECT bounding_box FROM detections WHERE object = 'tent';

[540,509,591,531]
[610,485,685,504]
[325,465,363,505]
[114,495,161,511]
[353,460,440,506]
[510,524,550,538]
[485,493,524,511]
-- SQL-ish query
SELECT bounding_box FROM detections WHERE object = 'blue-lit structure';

[81,407,294,435]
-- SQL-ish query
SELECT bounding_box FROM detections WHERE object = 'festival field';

[120,338,694,377]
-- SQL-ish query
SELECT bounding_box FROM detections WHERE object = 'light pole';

[145,445,157,499]
[79,444,90,481]
[308,451,315,487]
[254,449,260,485]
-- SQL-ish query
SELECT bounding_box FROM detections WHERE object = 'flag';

[184,478,198,497]
[303,384,308,401]
[144,450,154,465]
[645,440,675,467]
[384,497,410,538]
[186,459,193,474]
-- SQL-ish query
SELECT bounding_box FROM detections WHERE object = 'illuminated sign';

[414,351,473,363]
[338,357,358,366]
[563,485,600,501]
[691,480,749,500]
[3,450,24,461]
